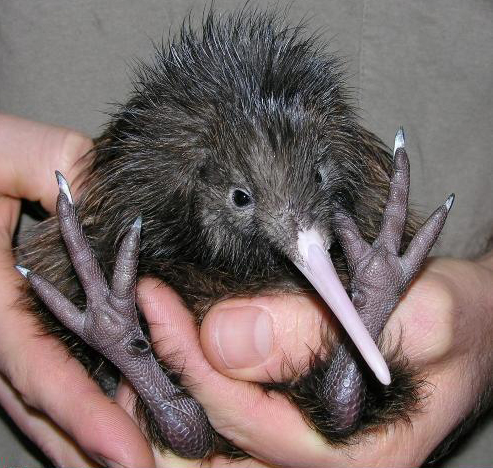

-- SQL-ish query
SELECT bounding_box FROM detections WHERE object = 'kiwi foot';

[16,173,213,459]
[294,128,454,439]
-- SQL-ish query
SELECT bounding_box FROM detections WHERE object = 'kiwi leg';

[17,173,213,459]
[311,129,454,436]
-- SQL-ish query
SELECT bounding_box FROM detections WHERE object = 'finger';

[0,113,92,212]
[0,375,97,468]
[402,195,454,278]
[110,217,142,310]
[56,178,108,302]
[200,294,333,382]
[0,196,21,241]
[375,128,409,253]
[139,278,463,467]
[333,210,370,270]
[137,279,332,467]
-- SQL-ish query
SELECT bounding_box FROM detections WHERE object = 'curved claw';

[56,170,73,204]
[393,126,405,155]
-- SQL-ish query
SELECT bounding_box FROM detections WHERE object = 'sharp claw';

[15,265,30,278]
[55,171,73,204]
[132,215,142,231]
[394,126,406,156]
[445,193,455,212]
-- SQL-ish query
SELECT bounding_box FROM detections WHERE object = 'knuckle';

[57,131,93,176]
[42,130,93,212]
[5,350,41,409]
[421,274,455,313]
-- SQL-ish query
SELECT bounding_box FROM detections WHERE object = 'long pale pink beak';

[294,229,391,385]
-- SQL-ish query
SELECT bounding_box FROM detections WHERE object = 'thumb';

[200,294,335,382]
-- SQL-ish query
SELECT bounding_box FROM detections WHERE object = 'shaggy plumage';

[18,7,422,457]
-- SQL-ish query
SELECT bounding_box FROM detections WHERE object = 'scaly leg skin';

[16,173,213,459]
[320,128,454,436]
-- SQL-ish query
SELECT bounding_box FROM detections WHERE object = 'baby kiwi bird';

[17,7,453,459]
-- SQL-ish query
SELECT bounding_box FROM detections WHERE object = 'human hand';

[132,254,493,467]
[0,114,155,467]
[3,114,492,467]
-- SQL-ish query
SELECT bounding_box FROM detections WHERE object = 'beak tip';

[376,365,391,386]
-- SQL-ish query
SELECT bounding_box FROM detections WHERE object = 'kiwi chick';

[17,7,452,459]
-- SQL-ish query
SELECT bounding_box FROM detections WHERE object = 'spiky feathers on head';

[78,8,395,283]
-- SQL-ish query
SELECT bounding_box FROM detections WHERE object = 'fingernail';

[213,306,273,369]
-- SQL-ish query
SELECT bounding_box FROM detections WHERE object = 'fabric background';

[0,0,491,466]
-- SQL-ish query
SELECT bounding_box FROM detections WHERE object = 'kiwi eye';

[232,189,252,208]
[315,169,323,184]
